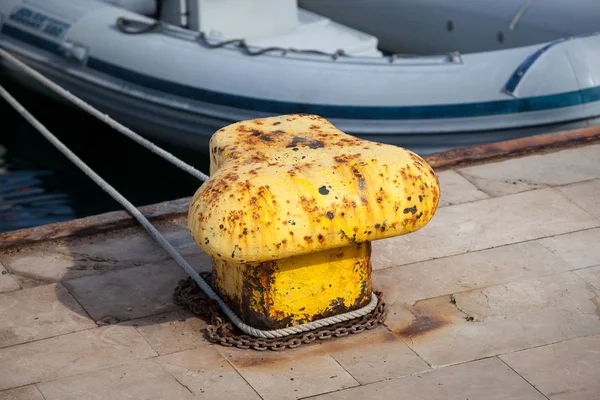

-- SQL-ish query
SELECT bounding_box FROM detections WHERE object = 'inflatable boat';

[2,0,600,155]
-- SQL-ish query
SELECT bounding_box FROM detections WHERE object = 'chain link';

[173,275,387,351]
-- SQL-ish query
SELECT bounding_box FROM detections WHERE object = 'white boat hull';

[3,0,600,154]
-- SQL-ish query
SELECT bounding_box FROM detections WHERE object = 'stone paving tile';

[0,325,156,391]
[501,334,600,400]
[1,251,81,283]
[0,386,45,400]
[538,228,600,269]
[163,229,212,260]
[63,260,188,324]
[65,231,170,265]
[557,178,600,219]
[1,242,210,291]
[0,231,172,283]
[384,272,600,367]
[9,274,46,289]
[436,170,489,207]
[0,261,19,293]
[219,344,358,400]
[372,188,599,269]
[320,327,430,384]
[311,357,546,400]
[373,241,572,305]
[456,144,600,197]
[574,265,600,291]
[156,346,261,400]
[0,283,95,348]
[120,310,209,355]
[183,252,213,274]
[37,359,195,400]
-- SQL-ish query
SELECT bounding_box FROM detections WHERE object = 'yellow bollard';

[188,114,440,329]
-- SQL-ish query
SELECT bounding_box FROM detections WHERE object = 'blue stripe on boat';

[2,24,62,55]
[3,23,600,120]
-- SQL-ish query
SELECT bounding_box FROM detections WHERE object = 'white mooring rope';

[0,50,379,338]
[0,49,209,182]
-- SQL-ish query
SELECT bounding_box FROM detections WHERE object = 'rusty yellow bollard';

[188,114,440,330]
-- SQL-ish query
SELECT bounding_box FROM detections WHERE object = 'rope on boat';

[196,32,347,59]
[0,50,379,338]
[116,17,347,59]
[510,0,536,31]
[0,49,209,182]
[116,17,165,34]
[115,17,462,63]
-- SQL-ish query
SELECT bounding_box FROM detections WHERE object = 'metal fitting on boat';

[59,41,89,63]
[188,114,440,330]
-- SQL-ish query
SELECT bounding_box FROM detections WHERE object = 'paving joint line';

[34,384,48,400]
[213,346,265,400]
[548,186,600,223]
[298,355,516,399]
[58,281,99,325]
[151,359,195,396]
[376,266,592,312]
[496,331,600,360]
[0,323,97,351]
[373,224,600,274]
[383,324,433,369]
[452,168,499,198]
[130,324,160,357]
[497,356,550,400]
[326,351,361,387]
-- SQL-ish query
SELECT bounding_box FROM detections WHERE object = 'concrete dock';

[0,141,599,399]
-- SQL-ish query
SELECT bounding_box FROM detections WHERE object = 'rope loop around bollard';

[174,275,387,350]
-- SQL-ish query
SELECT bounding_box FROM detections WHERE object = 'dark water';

[0,79,211,233]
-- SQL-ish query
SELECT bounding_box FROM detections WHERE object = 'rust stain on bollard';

[212,243,372,329]
[188,114,440,329]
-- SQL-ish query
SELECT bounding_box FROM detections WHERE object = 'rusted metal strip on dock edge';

[426,124,600,169]
[1,125,599,249]
[0,196,192,249]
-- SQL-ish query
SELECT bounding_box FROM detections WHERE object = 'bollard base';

[173,274,387,351]
[211,242,372,330]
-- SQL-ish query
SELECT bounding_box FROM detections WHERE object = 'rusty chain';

[173,274,387,351]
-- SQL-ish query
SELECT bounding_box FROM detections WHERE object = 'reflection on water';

[0,80,210,233]
[0,152,76,231]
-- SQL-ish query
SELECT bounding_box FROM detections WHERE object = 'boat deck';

[1,141,600,399]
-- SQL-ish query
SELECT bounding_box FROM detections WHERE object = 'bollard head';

[188,114,440,329]
[188,114,440,263]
